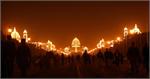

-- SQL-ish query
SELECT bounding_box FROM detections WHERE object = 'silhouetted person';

[44,51,54,68]
[50,51,55,66]
[142,43,149,73]
[2,35,16,78]
[91,54,96,64]
[61,53,65,65]
[71,55,74,64]
[68,55,71,64]
[113,49,123,66]
[82,50,90,64]
[127,42,140,73]
[16,39,31,77]
[39,55,45,69]
[53,53,58,66]
[104,48,113,67]
[39,53,49,69]
[76,54,80,63]
[96,49,104,63]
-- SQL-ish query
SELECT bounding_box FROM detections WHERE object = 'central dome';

[72,37,81,48]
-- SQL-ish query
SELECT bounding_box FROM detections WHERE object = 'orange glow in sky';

[2,1,149,49]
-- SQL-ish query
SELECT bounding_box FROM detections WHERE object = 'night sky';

[1,1,149,49]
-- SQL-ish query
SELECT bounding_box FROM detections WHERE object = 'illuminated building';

[64,47,70,54]
[11,27,21,42]
[52,44,56,51]
[72,37,81,52]
[124,27,128,38]
[106,41,111,48]
[130,24,141,34]
[97,38,105,48]
[47,40,56,51]
[23,29,28,42]
[47,40,52,51]
[110,40,114,47]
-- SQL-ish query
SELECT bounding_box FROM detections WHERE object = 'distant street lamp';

[8,28,12,33]
[116,37,121,42]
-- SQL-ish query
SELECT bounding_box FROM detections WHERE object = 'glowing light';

[23,29,27,34]
[83,46,88,53]
[97,38,105,48]
[46,45,49,48]
[8,28,12,33]
[38,42,42,45]
[107,41,111,44]
[23,29,29,42]
[72,37,80,47]
[130,24,141,34]
[124,27,128,37]
[64,47,70,54]
[52,44,56,51]
[110,40,114,47]
[46,40,56,51]
[28,38,31,41]
[110,44,114,47]
[116,37,121,42]
[47,40,52,51]
[72,37,81,52]
[130,30,134,34]
[11,27,21,42]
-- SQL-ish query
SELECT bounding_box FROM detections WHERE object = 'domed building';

[47,40,56,51]
[11,27,21,42]
[71,37,81,53]
[130,24,141,34]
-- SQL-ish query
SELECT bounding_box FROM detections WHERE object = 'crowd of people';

[1,34,149,78]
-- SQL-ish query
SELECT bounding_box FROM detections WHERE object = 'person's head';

[1,31,6,40]
[49,51,52,53]
[21,39,26,44]
[99,49,101,52]
[7,35,12,40]
[84,50,88,54]
[115,49,120,53]
[131,42,135,47]
[105,48,108,52]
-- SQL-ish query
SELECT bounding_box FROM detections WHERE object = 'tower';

[124,27,128,38]
[47,40,53,51]
[23,29,28,42]
[133,24,141,34]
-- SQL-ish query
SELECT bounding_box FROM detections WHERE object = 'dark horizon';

[1,1,149,49]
